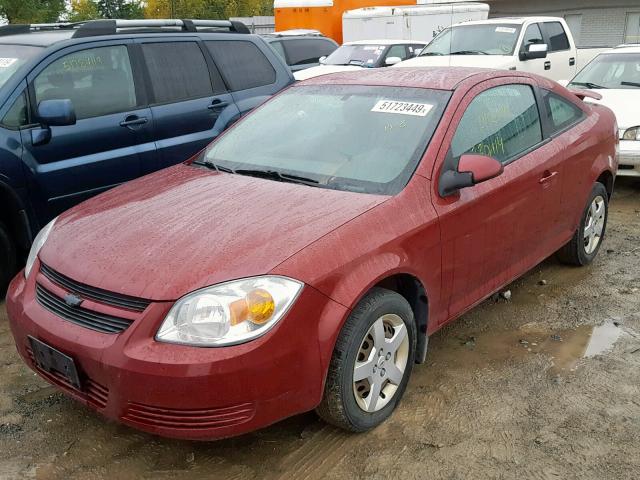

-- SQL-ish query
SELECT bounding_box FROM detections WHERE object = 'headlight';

[622,126,640,141]
[24,217,57,279]
[156,276,303,347]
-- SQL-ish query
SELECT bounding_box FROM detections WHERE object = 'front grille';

[123,401,255,430]
[36,284,133,334]
[40,263,150,312]
[26,347,109,409]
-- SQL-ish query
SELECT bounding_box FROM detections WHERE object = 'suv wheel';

[316,287,416,432]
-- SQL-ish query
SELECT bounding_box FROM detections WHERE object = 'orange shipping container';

[274,0,416,44]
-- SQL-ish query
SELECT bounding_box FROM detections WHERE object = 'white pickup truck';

[397,17,606,81]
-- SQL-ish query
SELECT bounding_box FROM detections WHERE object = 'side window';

[1,91,28,128]
[283,39,336,66]
[544,22,570,51]
[205,40,276,91]
[522,23,544,49]
[270,41,287,62]
[34,45,136,120]
[141,42,217,104]
[386,45,408,61]
[451,84,542,165]
[542,90,584,133]
[408,44,424,57]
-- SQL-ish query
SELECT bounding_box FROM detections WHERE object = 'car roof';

[455,16,562,27]
[0,30,73,46]
[299,66,514,91]
[344,39,426,46]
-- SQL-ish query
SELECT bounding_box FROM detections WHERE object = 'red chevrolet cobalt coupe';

[7,68,617,440]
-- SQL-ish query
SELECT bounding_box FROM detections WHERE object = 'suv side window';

[141,42,218,104]
[542,90,584,133]
[522,23,544,49]
[269,41,287,62]
[34,45,136,120]
[386,45,408,61]
[451,84,542,165]
[205,40,276,91]
[283,39,336,66]
[544,22,570,51]
[1,91,28,128]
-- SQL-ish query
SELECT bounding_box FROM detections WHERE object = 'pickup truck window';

[522,24,544,49]
[543,22,570,52]
[451,84,542,165]
[420,24,522,56]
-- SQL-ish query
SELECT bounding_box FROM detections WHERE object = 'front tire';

[557,182,608,266]
[316,287,416,432]
[0,221,17,297]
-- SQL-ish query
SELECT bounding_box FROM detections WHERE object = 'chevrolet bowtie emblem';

[64,293,83,308]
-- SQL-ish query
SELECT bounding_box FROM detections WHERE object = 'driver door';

[432,79,554,322]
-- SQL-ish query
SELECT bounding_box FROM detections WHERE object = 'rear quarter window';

[542,90,584,133]
[205,40,276,91]
[283,39,337,66]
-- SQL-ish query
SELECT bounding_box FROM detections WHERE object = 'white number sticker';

[495,27,516,34]
[0,58,18,68]
[371,100,433,117]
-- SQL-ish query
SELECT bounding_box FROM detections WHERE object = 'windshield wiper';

[570,81,608,89]
[450,50,489,55]
[234,169,320,186]
[621,81,640,87]
[193,160,234,173]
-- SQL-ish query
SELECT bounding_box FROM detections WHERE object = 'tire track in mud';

[269,425,353,480]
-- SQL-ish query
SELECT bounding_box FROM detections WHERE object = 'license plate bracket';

[28,336,82,390]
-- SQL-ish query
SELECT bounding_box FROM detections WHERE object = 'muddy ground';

[1,179,639,480]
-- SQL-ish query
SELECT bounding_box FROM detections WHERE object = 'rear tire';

[557,182,608,266]
[316,287,416,432]
[0,221,17,297]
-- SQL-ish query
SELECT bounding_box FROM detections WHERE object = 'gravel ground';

[1,178,639,480]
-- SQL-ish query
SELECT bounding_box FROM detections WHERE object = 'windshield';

[0,45,42,90]
[570,53,640,89]
[202,85,450,195]
[323,44,388,67]
[420,24,522,56]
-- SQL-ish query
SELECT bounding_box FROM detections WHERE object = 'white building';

[486,0,640,47]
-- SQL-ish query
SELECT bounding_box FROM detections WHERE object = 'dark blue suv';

[0,19,294,292]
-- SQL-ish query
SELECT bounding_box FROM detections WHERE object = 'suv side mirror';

[385,56,402,66]
[38,99,76,127]
[520,43,548,61]
[439,154,504,196]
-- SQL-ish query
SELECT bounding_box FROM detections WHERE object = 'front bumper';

[618,140,640,177]
[6,264,348,440]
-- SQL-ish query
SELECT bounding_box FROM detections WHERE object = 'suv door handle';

[544,61,551,70]
[208,99,229,110]
[539,171,558,184]
[120,115,148,128]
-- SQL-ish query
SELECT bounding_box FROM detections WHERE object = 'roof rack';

[263,29,324,37]
[0,19,250,38]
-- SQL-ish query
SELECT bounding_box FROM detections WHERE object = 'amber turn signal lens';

[246,288,275,324]
[229,289,276,326]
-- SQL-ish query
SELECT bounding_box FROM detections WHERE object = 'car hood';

[396,55,514,70]
[583,88,640,130]
[294,64,364,81]
[39,164,387,301]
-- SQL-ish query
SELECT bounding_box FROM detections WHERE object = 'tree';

[68,0,100,22]
[96,0,144,19]
[143,0,272,19]
[0,0,65,23]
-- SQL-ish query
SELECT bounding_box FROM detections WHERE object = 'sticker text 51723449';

[371,100,433,117]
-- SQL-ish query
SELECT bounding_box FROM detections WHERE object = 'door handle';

[208,99,229,110]
[569,57,576,66]
[539,171,558,184]
[544,61,551,70]
[120,115,148,128]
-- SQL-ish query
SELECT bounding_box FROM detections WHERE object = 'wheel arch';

[0,181,32,251]
[595,169,614,199]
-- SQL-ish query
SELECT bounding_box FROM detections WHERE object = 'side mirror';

[37,99,76,127]
[319,56,327,65]
[439,154,503,196]
[520,43,548,60]
[385,56,402,66]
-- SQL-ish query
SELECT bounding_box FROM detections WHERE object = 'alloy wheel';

[584,195,606,255]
